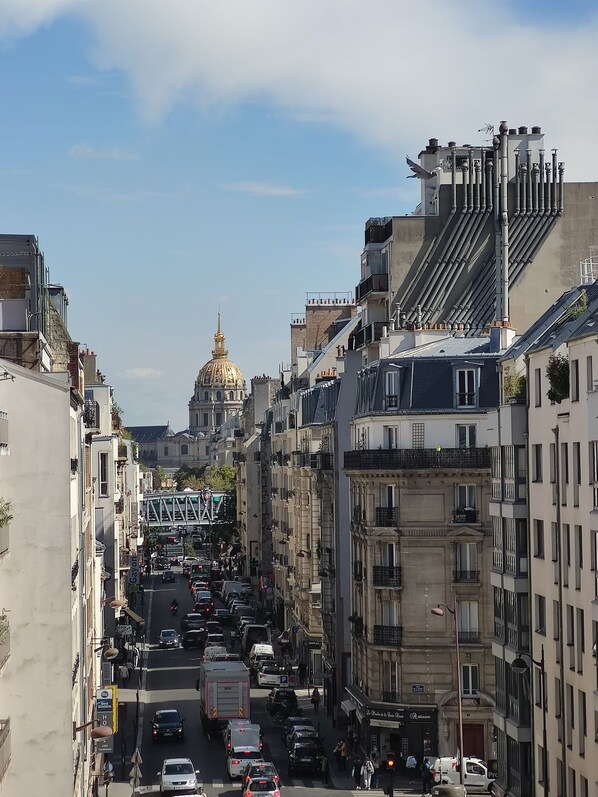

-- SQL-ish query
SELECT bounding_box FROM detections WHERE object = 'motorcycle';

[170,602,179,616]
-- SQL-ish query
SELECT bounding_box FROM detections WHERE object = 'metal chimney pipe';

[558,162,565,215]
[474,160,481,212]
[552,150,558,213]
[545,163,552,211]
[538,149,545,214]
[500,122,510,323]
[493,134,501,319]
[532,164,540,214]
[468,148,474,211]
[521,163,528,215]
[514,149,521,215]
[526,149,533,213]
[485,155,493,212]
[451,146,457,213]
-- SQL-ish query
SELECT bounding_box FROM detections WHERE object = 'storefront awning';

[121,606,145,626]
[341,699,357,716]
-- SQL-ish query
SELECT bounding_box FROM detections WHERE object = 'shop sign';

[364,705,437,723]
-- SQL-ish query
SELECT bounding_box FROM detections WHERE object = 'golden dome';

[196,315,245,388]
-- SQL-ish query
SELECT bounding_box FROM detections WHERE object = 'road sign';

[131,748,143,765]
[129,764,142,788]
[412,684,425,693]
[115,624,133,637]
[128,553,140,592]
[280,674,288,685]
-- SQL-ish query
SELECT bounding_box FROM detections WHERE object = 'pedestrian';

[370,747,381,788]
[421,759,434,796]
[406,754,417,785]
[139,584,145,606]
[334,740,344,771]
[347,727,355,756]
[298,661,307,687]
[310,687,321,713]
[353,757,363,789]
[362,756,374,790]
[320,753,330,785]
[118,663,129,686]
[126,660,134,683]
[339,739,348,772]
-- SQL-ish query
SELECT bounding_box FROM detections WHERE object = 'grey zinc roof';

[125,425,170,443]
[393,335,504,359]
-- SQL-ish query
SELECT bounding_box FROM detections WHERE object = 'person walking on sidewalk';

[334,740,344,771]
[406,754,417,785]
[421,759,434,796]
[362,756,374,790]
[298,661,307,687]
[320,753,330,785]
[370,747,381,788]
[310,687,321,713]
[339,739,348,771]
[352,757,363,789]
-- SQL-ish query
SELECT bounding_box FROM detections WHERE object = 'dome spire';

[212,312,228,359]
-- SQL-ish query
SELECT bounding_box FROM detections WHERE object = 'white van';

[202,645,228,662]
[432,757,495,792]
[222,581,244,602]
[241,624,271,655]
[248,643,275,672]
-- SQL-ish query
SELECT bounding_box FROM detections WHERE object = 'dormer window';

[384,368,400,409]
[455,367,478,407]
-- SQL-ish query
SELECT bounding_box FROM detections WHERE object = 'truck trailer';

[196,660,251,735]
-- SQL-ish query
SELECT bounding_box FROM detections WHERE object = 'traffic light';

[386,753,396,770]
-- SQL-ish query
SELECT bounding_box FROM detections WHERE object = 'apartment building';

[343,324,510,763]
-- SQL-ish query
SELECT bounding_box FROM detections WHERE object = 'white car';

[256,665,288,688]
[227,747,264,779]
[157,757,200,794]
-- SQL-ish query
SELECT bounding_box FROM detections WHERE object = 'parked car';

[242,777,280,797]
[161,569,176,583]
[205,632,227,649]
[240,761,280,791]
[280,717,312,745]
[151,709,185,741]
[211,580,223,597]
[206,620,223,635]
[227,747,264,780]
[266,688,299,714]
[214,607,231,624]
[257,665,287,689]
[287,728,322,752]
[180,613,207,632]
[287,740,320,776]
[181,630,207,650]
[157,758,200,794]
[158,629,180,649]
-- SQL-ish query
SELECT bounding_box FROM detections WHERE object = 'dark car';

[287,728,322,752]
[193,600,214,618]
[151,709,185,741]
[206,620,223,635]
[181,613,208,632]
[266,688,299,714]
[214,607,231,624]
[181,630,207,649]
[158,629,180,648]
[287,741,320,775]
[211,580,223,597]
[280,717,312,744]
[161,569,176,583]
[241,763,280,793]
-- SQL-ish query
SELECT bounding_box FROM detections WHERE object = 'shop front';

[344,686,438,762]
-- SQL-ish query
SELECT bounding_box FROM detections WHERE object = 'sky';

[1,0,597,431]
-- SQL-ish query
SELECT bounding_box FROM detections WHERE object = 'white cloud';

[121,367,163,380]
[70,142,140,161]
[223,181,305,198]
[2,1,598,180]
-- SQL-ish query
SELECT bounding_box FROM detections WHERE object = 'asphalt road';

[135,561,336,797]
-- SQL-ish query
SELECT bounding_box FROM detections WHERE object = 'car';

[158,629,180,649]
[212,652,241,662]
[162,569,176,583]
[257,665,287,688]
[206,620,223,635]
[227,747,264,780]
[287,740,321,776]
[280,717,312,744]
[157,757,200,795]
[181,629,207,649]
[151,709,185,741]
[287,728,322,752]
[242,777,280,797]
[211,580,224,597]
[240,762,280,792]
[193,601,214,618]
[190,579,209,594]
[169,555,181,566]
[180,613,207,632]
[205,632,227,648]
[266,688,299,714]
[214,607,231,624]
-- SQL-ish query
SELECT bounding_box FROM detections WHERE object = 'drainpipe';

[552,424,567,797]
[500,122,510,323]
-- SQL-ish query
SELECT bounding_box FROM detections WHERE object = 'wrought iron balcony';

[0,718,10,782]
[0,615,9,670]
[452,508,479,524]
[453,569,480,583]
[356,273,389,302]
[373,565,403,588]
[119,549,131,569]
[310,452,333,471]
[83,400,99,431]
[458,630,481,644]
[375,507,398,527]
[373,625,403,647]
[350,321,386,351]
[353,561,363,581]
[345,447,491,471]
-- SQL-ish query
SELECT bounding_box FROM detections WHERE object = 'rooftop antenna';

[478,123,495,137]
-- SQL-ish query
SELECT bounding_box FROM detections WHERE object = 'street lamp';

[511,645,548,794]
[296,549,311,558]
[73,719,113,741]
[202,488,213,557]
[431,603,464,786]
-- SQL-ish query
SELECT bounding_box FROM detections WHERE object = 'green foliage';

[0,499,12,528]
[155,466,167,489]
[503,370,527,402]
[175,464,236,492]
[569,289,588,319]
[546,353,570,403]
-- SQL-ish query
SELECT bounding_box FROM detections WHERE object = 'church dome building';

[189,315,246,435]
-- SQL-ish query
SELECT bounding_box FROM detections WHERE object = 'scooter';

[170,603,179,616]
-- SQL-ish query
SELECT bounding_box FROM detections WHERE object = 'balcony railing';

[0,615,9,670]
[356,273,389,302]
[373,625,403,646]
[0,718,10,782]
[494,617,505,642]
[373,565,402,588]
[452,509,479,524]
[83,400,99,431]
[353,561,363,581]
[381,690,401,704]
[458,631,481,644]
[310,452,333,471]
[119,549,131,569]
[350,321,386,351]
[375,507,398,527]
[453,569,480,583]
[344,448,491,471]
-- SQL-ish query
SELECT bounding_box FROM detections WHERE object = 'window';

[181,444,188,455]
[204,391,208,401]
[99,452,108,496]
[515,446,527,500]
[381,600,399,626]
[532,444,543,482]
[534,520,545,558]
[455,542,478,580]
[573,442,581,506]
[456,424,476,448]
[561,442,569,505]
[384,426,399,449]
[382,542,397,568]
[203,413,208,426]
[587,355,594,392]
[575,525,583,590]
[215,413,222,427]
[164,446,168,456]
[576,608,585,673]
[535,367,542,406]
[455,484,476,509]
[411,422,424,448]
[535,594,546,634]
[457,601,479,638]
[456,368,476,407]
[229,391,234,400]
[566,683,574,749]
[384,369,399,409]
[571,359,580,401]
[578,689,587,756]
[461,663,479,696]
[382,660,399,698]
[216,390,221,401]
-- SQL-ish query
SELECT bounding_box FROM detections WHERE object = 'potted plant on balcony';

[546,353,569,403]
[503,369,526,403]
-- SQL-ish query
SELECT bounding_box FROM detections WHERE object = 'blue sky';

[0,1,596,431]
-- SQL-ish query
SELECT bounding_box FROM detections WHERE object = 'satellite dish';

[104,647,119,661]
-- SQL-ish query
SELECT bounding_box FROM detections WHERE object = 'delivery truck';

[196,660,251,735]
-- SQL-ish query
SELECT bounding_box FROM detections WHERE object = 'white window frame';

[381,599,399,626]
[455,484,476,510]
[456,424,476,449]
[99,452,109,496]
[457,601,479,633]
[455,368,478,408]
[456,542,478,572]
[384,369,400,409]
[461,663,479,696]
[384,426,399,450]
